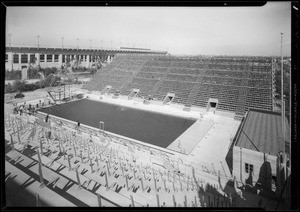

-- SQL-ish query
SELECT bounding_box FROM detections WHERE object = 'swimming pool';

[38,99,196,148]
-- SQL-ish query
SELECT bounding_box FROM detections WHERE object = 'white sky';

[6,2,291,56]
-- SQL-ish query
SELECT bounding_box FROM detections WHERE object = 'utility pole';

[61,37,64,49]
[281,32,288,209]
[9,34,13,71]
[8,34,12,48]
[37,35,40,49]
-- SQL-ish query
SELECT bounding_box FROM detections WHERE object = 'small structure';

[206,98,218,113]
[232,109,290,194]
[163,93,175,105]
[128,89,139,100]
[101,85,112,95]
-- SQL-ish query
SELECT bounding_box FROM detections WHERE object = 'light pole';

[9,34,13,71]
[280,32,285,159]
[37,35,40,48]
[77,38,79,50]
[61,37,64,49]
[90,39,92,50]
[101,40,103,50]
[111,41,112,50]
[8,34,12,48]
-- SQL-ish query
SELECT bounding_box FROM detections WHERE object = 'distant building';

[5,46,167,71]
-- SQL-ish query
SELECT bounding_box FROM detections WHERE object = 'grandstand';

[83,54,274,116]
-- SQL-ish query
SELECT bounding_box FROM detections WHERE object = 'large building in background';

[5,46,167,71]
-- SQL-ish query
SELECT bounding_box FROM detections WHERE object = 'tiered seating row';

[249,72,271,80]
[246,88,272,111]
[168,68,205,76]
[205,70,245,78]
[165,74,197,82]
[202,77,242,86]
[135,72,164,80]
[138,66,168,74]
[248,80,272,89]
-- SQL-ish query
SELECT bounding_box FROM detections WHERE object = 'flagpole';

[280,32,288,209]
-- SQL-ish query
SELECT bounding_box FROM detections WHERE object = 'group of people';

[13,103,38,116]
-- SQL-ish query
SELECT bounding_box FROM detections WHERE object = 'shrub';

[90,69,97,75]
[23,83,40,92]
[27,68,40,79]
[72,67,88,72]
[5,83,15,93]
[5,70,21,80]
[13,80,27,93]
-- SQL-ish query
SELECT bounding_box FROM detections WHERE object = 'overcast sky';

[6,2,291,56]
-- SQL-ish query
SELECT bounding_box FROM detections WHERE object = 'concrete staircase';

[150,67,172,97]
[119,60,148,92]
[184,75,204,107]
[235,70,250,117]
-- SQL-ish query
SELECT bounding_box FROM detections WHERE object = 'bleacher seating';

[84,54,273,115]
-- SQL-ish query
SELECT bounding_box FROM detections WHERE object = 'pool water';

[38,99,196,148]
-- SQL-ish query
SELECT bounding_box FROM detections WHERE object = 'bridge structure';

[5,46,168,71]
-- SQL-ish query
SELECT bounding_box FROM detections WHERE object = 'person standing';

[77,121,80,133]
[45,113,49,123]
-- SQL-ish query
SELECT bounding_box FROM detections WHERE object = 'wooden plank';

[5,161,75,207]
[5,161,31,185]
[67,184,116,207]
[95,185,137,207]
[6,150,34,168]
[28,164,69,190]
[28,181,76,207]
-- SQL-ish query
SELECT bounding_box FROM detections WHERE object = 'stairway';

[150,67,173,97]
[235,70,249,117]
[83,61,117,91]
[47,91,58,104]
[119,59,148,92]
[184,75,204,107]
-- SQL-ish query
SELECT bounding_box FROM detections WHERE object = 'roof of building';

[235,108,290,156]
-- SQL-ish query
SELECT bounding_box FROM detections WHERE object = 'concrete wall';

[215,109,236,118]
[232,146,277,187]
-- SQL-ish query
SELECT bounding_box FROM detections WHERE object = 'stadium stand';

[84,55,273,116]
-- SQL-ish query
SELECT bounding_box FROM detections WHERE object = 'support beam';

[37,149,45,188]
[97,194,102,207]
